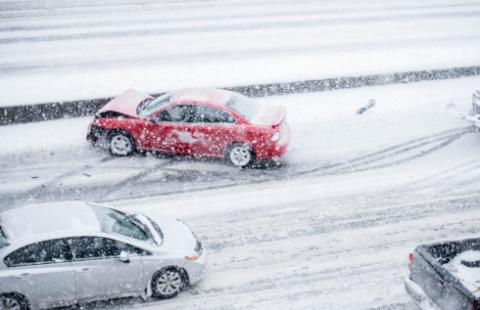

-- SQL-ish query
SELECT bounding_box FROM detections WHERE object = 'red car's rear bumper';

[255,123,291,159]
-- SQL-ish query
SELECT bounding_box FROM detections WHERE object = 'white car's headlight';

[185,254,199,261]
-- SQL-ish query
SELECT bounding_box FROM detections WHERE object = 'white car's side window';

[70,237,121,260]
[4,239,71,267]
[69,237,149,261]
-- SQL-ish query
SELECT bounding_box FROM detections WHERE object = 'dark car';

[405,237,480,310]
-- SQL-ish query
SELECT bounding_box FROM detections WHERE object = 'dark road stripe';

[1,65,479,125]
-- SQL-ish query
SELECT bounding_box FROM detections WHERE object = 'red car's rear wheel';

[227,142,254,168]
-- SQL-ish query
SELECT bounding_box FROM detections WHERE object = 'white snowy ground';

[1,0,480,106]
[2,0,480,308]
[1,77,480,309]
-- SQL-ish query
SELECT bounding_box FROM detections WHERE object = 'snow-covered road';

[2,0,480,308]
[2,0,480,106]
[1,77,480,309]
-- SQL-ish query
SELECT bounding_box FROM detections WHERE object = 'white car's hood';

[149,217,198,252]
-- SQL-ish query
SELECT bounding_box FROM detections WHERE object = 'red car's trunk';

[250,105,286,127]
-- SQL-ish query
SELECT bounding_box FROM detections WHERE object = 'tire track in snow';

[199,193,480,251]
[2,11,480,45]
[0,126,472,206]
[100,158,176,200]
[290,126,474,175]
[0,0,310,17]
[193,202,480,277]
[100,198,480,310]
[324,126,475,174]
[164,201,480,309]
[4,35,480,74]
[0,156,115,209]
[398,158,480,194]
[98,126,475,202]
[4,2,480,31]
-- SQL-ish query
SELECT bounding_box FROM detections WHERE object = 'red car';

[87,88,290,167]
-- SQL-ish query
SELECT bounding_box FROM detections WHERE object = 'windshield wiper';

[146,215,164,245]
[132,214,163,246]
[0,226,9,248]
[125,214,155,242]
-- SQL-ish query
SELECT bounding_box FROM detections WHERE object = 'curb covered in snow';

[1,65,480,125]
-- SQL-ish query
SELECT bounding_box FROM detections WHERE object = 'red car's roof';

[173,88,232,106]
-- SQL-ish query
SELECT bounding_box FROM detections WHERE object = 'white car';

[0,201,206,310]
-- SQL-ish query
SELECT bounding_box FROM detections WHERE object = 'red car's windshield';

[138,92,173,117]
[225,94,260,122]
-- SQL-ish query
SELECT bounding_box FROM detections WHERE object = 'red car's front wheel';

[109,131,136,156]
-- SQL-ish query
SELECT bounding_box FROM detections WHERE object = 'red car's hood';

[99,89,152,118]
[250,105,287,127]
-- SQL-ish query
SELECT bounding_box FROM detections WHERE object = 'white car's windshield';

[225,94,260,121]
[91,206,157,245]
[138,92,173,117]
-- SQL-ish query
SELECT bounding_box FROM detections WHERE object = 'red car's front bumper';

[86,123,110,148]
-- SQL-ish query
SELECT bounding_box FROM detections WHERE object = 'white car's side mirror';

[119,250,130,263]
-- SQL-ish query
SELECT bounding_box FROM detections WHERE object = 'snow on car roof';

[173,88,232,105]
[0,201,101,242]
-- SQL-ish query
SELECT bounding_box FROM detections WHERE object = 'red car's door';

[143,104,196,154]
[189,105,238,157]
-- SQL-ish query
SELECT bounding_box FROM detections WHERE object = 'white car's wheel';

[227,143,254,167]
[109,132,135,156]
[0,295,26,310]
[152,269,185,299]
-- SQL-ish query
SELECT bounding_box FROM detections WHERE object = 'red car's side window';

[194,106,235,123]
[155,105,195,123]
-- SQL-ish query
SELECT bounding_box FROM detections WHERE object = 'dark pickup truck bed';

[405,237,480,310]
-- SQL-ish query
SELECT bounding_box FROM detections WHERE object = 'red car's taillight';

[408,252,414,269]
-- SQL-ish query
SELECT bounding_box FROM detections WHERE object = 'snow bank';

[2,0,480,106]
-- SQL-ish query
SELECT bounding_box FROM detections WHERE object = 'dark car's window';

[70,237,148,260]
[194,106,234,123]
[154,105,196,123]
[4,239,72,267]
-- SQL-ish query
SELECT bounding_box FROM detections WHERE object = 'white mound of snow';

[444,250,480,296]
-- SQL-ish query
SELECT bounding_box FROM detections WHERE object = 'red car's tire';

[108,130,136,156]
[226,142,255,168]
